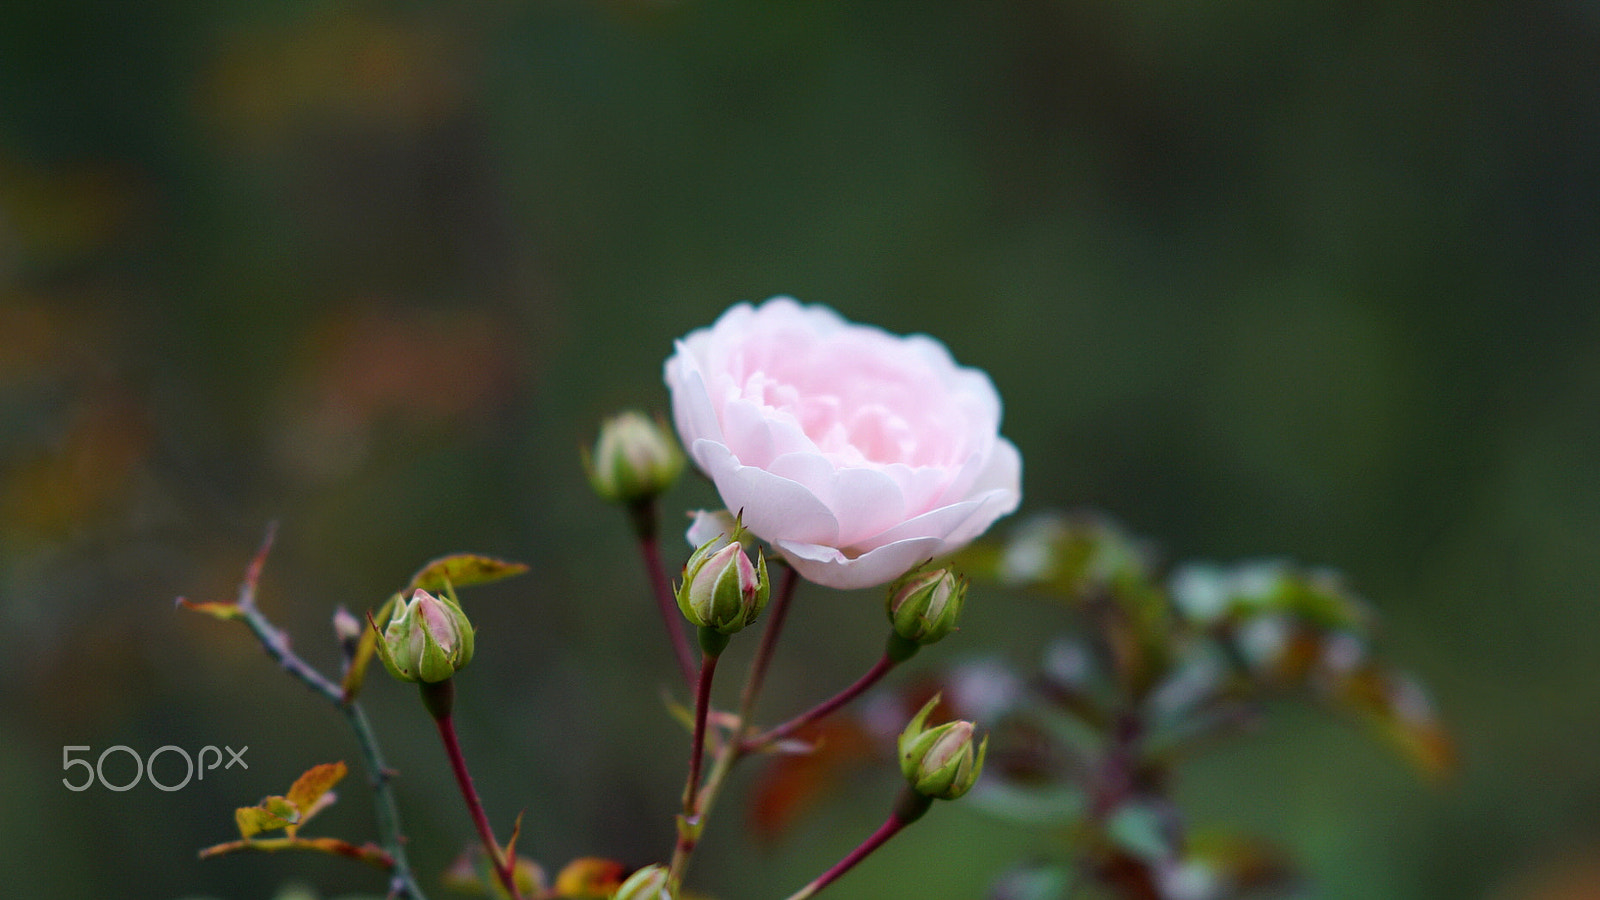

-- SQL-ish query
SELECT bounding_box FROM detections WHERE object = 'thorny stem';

[427,681,526,900]
[341,704,415,898]
[782,788,934,900]
[742,652,898,753]
[634,499,698,689]
[222,525,428,900]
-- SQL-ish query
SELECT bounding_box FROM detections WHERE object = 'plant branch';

[744,652,897,753]
[738,563,800,725]
[668,702,740,891]
[222,525,428,900]
[428,681,525,900]
[683,649,722,819]
[782,789,933,900]
[668,566,799,890]
[634,500,698,689]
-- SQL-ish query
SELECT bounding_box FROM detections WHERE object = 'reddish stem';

[785,790,932,900]
[744,653,896,752]
[638,528,698,689]
[684,649,721,817]
[738,564,800,722]
[431,687,525,900]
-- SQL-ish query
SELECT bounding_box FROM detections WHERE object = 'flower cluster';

[186,296,1447,900]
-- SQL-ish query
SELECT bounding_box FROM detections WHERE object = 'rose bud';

[887,568,966,646]
[676,537,770,637]
[610,864,674,900]
[584,411,685,506]
[374,588,475,683]
[898,694,988,801]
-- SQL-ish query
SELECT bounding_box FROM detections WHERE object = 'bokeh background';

[2,2,1598,898]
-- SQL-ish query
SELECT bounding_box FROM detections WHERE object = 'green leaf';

[968,780,1087,826]
[984,513,1158,604]
[1169,561,1368,631]
[989,863,1076,900]
[979,513,1172,691]
[407,554,529,593]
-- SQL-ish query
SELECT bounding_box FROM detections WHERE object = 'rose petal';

[665,344,726,447]
[826,465,911,547]
[692,440,840,546]
[775,535,947,591]
[685,509,738,549]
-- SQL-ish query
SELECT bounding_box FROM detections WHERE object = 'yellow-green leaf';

[198,835,393,870]
[342,594,399,703]
[1336,666,1456,780]
[408,554,529,593]
[283,761,345,836]
[553,856,625,898]
[235,795,298,839]
[176,597,245,621]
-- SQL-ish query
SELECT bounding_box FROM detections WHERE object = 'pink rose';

[664,298,1022,590]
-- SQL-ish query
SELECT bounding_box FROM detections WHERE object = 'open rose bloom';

[665,298,1022,590]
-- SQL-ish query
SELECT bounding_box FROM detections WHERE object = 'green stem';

[341,703,417,898]
[427,681,525,900]
[229,526,428,900]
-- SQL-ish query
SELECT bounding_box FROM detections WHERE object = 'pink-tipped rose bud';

[676,535,769,636]
[375,588,475,683]
[584,410,685,505]
[887,568,966,646]
[610,864,673,900]
[898,694,988,800]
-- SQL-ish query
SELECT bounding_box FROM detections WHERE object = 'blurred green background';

[2,1,1597,898]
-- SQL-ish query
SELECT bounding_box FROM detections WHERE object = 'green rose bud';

[610,864,673,900]
[676,535,769,636]
[887,568,966,646]
[373,588,475,683]
[898,694,988,800]
[584,411,685,505]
